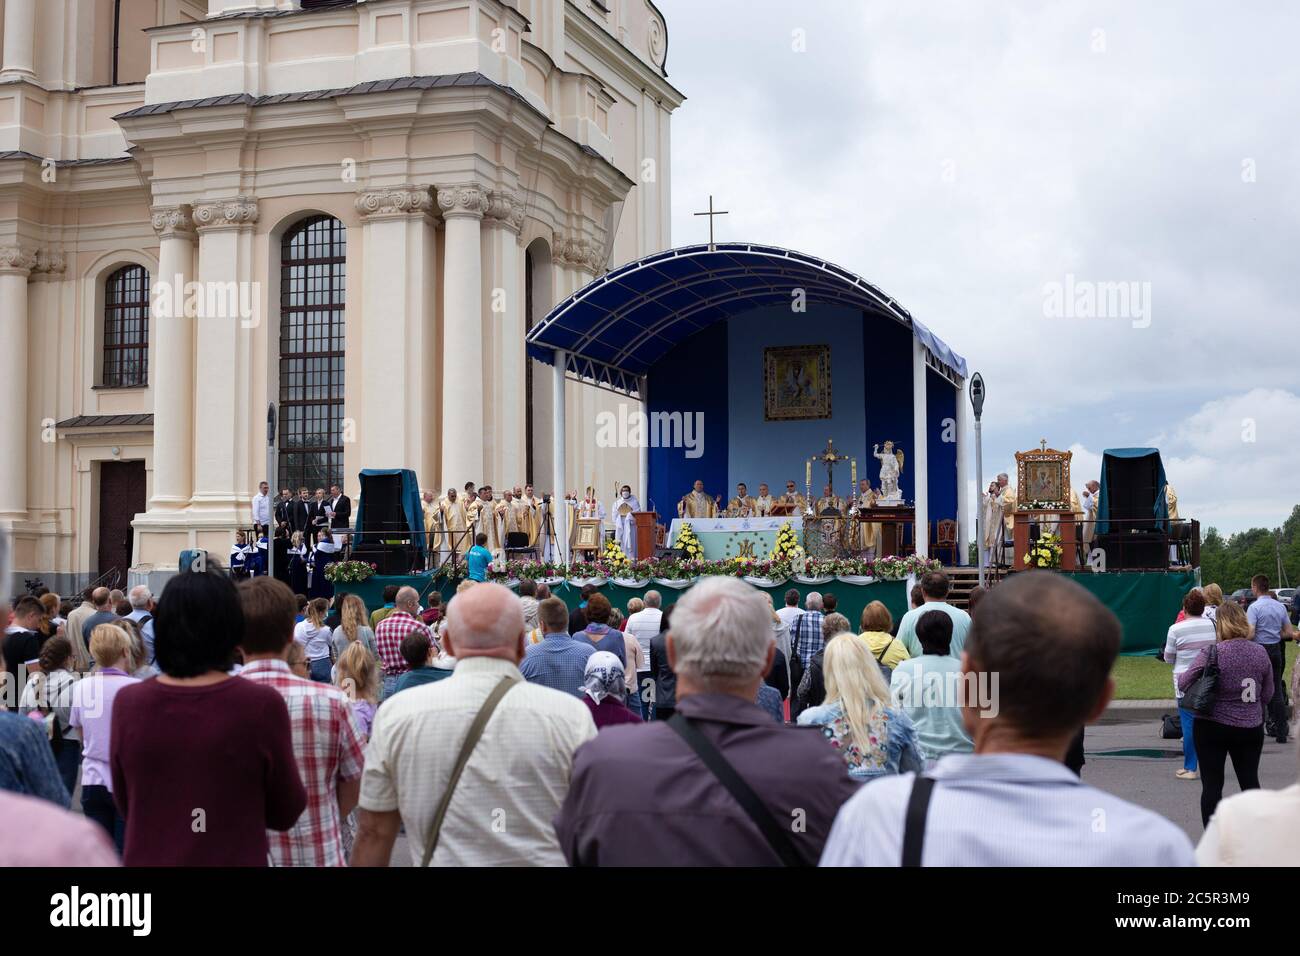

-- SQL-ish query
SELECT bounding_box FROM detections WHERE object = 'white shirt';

[1197,783,1300,866]
[359,655,597,866]
[251,492,271,526]
[820,753,1195,867]
[775,605,803,631]
[1162,616,1217,699]
[623,607,663,672]
[294,621,332,662]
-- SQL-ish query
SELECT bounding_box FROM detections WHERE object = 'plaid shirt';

[790,610,825,667]
[241,659,365,866]
[374,610,430,678]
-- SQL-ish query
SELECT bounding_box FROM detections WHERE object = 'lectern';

[633,511,658,560]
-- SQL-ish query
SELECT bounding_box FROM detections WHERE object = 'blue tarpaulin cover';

[1095,447,1169,535]
[353,468,426,559]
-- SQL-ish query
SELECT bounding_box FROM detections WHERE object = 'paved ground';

[1082,715,1297,839]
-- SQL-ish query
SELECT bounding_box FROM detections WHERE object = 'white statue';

[873,441,905,503]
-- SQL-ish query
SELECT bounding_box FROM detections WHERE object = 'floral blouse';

[797,699,923,781]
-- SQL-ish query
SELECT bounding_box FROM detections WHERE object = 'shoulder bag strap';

[875,638,895,664]
[420,675,518,867]
[667,712,806,867]
[900,774,936,867]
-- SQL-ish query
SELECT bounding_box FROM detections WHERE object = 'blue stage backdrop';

[648,302,958,527]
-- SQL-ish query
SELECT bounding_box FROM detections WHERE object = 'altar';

[668,516,803,560]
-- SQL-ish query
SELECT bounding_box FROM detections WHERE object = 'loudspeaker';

[350,543,413,575]
[505,531,530,550]
[357,473,406,537]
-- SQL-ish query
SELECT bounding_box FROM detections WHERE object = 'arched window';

[102,265,150,388]
[279,216,346,492]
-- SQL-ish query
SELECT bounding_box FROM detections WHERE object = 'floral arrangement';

[769,521,804,563]
[1018,500,1067,511]
[649,558,711,580]
[603,539,632,575]
[872,554,941,580]
[323,560,378,584]
[518,560,566,580]
[1024,531,1063,569]
[566,560,609,580]
[674,522,704,561]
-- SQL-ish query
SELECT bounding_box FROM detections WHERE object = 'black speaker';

[351,543,413,575]
[357,473,405,537]
[505,531,530,549]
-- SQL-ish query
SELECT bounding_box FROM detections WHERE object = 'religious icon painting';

[1014,446,1072,508]
[764,345,831,421]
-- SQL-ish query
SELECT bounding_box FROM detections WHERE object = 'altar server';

[613,484,641,553]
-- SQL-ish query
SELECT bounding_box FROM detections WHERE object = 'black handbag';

[1160,713,1183,739]
[1180,645,1220,716]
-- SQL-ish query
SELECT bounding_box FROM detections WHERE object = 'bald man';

[353,583,596,867]
[373,586,435,698]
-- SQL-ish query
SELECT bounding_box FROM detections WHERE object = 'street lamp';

[969,373,986,587]
[266,403,277,579]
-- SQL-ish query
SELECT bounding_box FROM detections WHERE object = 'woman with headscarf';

[580,651,644,729]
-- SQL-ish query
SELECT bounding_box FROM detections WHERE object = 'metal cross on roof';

[693,194,729,251]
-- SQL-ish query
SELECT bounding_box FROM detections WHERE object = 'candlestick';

[851,459,857,488]
[806,459,811,488]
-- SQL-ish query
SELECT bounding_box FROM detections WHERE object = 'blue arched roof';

[525,242,967,390]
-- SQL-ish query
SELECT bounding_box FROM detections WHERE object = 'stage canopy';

[526,242,967,398]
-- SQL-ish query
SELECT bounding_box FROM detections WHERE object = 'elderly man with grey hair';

[124,585,157,668]
[354,582,596,867]
[555,576,856,866]
[788,590,825,706]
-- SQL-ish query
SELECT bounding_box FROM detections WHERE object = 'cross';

[812,438,847,494]
[1040,438,1048,451]
[693,194,729,251]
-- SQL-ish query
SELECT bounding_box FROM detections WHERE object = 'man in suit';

[327,483,352,544]
[273,488,294,531]
[308,488,329,547]
[290,487,312,539]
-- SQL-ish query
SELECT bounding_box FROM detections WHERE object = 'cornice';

[192,197,259,232]
[354,184,435,221]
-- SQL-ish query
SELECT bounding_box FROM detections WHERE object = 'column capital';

[192,197,259,232]
[484,189,526,235]
[151,204,196,239]
[354,184,434,221]
[0,244,37,277]
[29,247,67,282]
[436,183,489,221]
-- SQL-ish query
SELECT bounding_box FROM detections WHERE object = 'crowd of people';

[0,560,1295,867]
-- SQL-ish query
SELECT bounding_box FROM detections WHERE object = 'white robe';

[613,494,641,554]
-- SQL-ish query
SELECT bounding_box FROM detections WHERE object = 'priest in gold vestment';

[726,483,758,517]
[437,487,471,562]
[850,478,882,556]
[421,490,438,553]
[678,480,719,518]
[780,480,807,514]
[752,484,776,517]
[517,485,542,555]
[814,484,846,516]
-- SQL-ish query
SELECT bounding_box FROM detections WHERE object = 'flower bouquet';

[674,522,705,561]
[872,554,941,581]
[1024,531,1064,569]
[768,521,804,565]
[793,556,835,585]
[323,560,378,584]
[518,560,565,587]
[835,556,876,585]
[565,560,608,588]
[741,557,791,588]
[487,559,520,588]
[649,557,703,588]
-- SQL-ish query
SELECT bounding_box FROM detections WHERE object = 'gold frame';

[764,344,831,421]
[574,518,601,551]
[1015,446,1072,508]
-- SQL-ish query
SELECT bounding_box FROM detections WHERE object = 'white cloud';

[657,0,1299,533]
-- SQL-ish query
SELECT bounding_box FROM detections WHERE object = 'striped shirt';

[1162,615,1217,700]
[820,753,1195,867]
[241,659,365,867]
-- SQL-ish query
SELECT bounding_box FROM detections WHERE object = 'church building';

[0,0,681,591]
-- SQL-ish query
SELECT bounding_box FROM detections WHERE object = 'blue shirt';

[820,753,1195,867]
[889,655,974,759]
[0,711,69,807]
[466,545,493,582]
[574,624,625,666]
[1248,595,1289,645]
[755,684,784,723]
[520,633,596,697]
[897,602,971,660]
[394,666,454,695]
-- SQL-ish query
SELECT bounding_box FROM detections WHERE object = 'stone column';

[912,339,930,559]
[1,0,37,82]
[355,185,438,481]
[437,183,488,491]
[0,244,35,518]
[954,385,971,565]
[148,205,196,509]
[483,190,526,485]
[190,197,258,517]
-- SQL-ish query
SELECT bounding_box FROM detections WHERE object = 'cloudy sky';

[654,0,1300,535]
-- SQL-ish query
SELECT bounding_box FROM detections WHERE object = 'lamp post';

[266,403,277,580]
[969,373,986,587]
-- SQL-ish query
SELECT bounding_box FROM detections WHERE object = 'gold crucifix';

[812,438,847,495]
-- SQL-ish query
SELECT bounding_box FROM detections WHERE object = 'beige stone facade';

[0,0,681,590]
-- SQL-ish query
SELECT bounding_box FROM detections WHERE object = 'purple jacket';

[583,695,643,729]
[1178,640,1274,728]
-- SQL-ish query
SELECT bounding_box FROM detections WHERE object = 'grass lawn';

[1112,642,1297,700]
